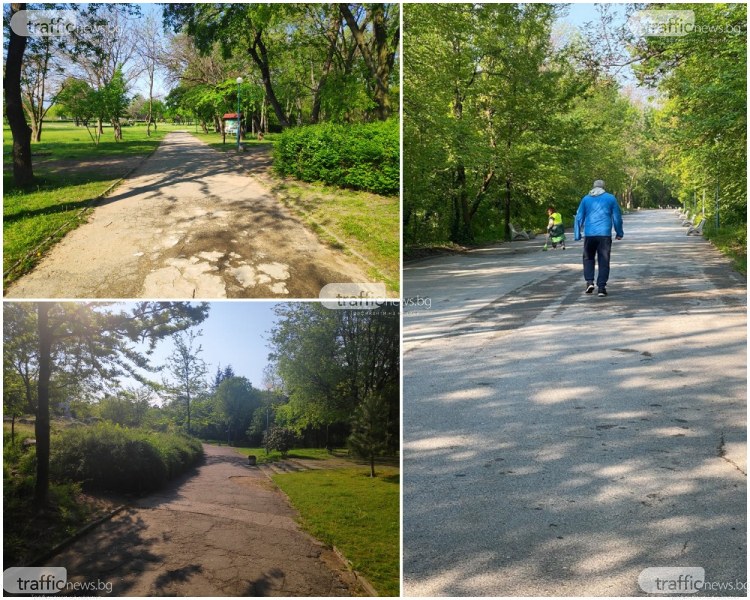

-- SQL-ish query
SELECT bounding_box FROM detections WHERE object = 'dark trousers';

[583,236,612,288]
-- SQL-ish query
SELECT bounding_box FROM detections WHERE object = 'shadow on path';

[404,210,746,596]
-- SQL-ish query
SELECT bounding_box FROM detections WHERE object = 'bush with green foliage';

[273,119,398,196]
[263,426,297,458]
[50,423,203,493]
[348,392,392,477]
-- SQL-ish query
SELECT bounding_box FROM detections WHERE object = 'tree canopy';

[268,303,399,451]
[162,3,399,130]
[403,3,746,248]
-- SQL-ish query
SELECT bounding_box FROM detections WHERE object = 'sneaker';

[585,283,595,294]
[598,288,607,297]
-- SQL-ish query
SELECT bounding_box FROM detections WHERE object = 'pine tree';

[348,392,390,477]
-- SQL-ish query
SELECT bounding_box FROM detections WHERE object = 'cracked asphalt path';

[403,210,746,596]
[6,132,370,299]
[44,444,363,596]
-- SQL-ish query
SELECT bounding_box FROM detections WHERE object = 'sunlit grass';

[3,122,169,284]
[273,467,400,596]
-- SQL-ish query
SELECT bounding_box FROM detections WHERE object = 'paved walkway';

[403,210,746,596]
[6,132,369,299]
[45,444,363,596]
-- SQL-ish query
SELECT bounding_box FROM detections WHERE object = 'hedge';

[273,119,398,196]
[50,424,204,493]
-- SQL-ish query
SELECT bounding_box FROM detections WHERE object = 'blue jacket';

[574,190,624,240]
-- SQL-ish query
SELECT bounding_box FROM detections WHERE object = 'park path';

[44,444,363,596]
[403,210,746,596]
[5,132,370,299]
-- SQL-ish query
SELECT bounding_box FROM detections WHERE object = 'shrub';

[50,423,203,493]
[273,119,398,195]
[263,427,297,458]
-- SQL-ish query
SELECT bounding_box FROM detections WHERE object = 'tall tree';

[348,391,391,477]
[135,12,165,136]
[268,304,399,449]
[215,376,261,446]
[403,3,668,247]
[21,32,65,142]
[633,2,747,226]
[162,330,208,434]
[4,3,34,186]
[339,3,400,120]
[163,3,291,128]
[66,4,141,136]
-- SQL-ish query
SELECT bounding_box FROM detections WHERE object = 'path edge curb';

[27,504,129,567]
[332,545,379,597]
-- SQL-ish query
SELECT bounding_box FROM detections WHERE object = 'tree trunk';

[340,4,396,121]
[311,10,341,124]
[504,177,512,241]
[5,3,34,187]
[369,453,375,478]
[112,119,122,141]
[34,303,52,510]
[248,30,290,128]
[147,70,154,137]
[455,165,472,242]
[11,416,16,445]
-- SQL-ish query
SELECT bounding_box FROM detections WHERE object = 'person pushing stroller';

[545,206,566,250]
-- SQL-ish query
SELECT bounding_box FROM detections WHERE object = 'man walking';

[574,179,624,297]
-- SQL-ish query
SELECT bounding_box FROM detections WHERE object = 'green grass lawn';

[3,122,173,285]
[190,130,400,294]
[272,467,400,596]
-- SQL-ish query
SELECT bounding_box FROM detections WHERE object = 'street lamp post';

[236,76,243,151]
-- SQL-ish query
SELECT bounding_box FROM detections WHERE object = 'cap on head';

[593,179,605,189]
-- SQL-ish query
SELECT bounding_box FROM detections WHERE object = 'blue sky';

[122,301,283,392]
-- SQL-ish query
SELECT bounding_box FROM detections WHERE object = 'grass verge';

[190,131,400,294]
[3,123,170,286]
[272,467,400,596]
[704,223,747,275]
